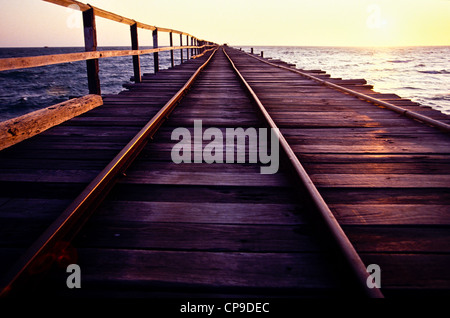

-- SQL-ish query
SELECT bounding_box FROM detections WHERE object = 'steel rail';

[243,50,450,133]
[191,46,219,59]
[0,48,218,297]
[223,47,384,298]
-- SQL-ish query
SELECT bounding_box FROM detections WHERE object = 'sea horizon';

[1,45,449,121]
[1,44,449,48]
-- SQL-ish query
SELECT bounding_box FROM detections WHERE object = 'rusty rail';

[0,47,219,297]
[223,47,384,298]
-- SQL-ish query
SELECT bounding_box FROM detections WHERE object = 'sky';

[0,0,449,47]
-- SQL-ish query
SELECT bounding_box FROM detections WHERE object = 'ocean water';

[244,46,450,116]
[0,46,449,122]
[0,46,173,122]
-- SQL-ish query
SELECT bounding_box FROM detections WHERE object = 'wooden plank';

[321,188,450,205]
[108,184,300,205]
[96,201,306,225]
[282,127,448,136]
[120,169,290,187]
[296,153,450,164]
[361,254,450,290]
[66,249,344,290]
[310,174,450,188]
[344,226,450,253]
[0,218,58,247]
[0,158,109,170]
[0,169,99,183]
[0,198,71,220]
[303,162,450,175]
[0,181,87,199]
[75,222,320,252]
[330,204,450,225]
[0,95,103,151]
[292,143,450,154]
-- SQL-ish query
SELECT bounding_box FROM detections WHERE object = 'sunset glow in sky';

[0,0,449,47]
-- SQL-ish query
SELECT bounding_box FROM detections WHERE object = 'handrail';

[43,0,200,39]
[0,45,212,72]
[0,0,216,96]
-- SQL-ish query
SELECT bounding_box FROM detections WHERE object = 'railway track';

[1,45,449,298]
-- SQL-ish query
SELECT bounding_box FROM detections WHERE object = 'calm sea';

[0,46,449,122]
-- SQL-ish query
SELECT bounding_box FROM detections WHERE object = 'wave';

[400,86,421,90]
[387,59,413,63]
[417,70,450,75]
[430,94,450,101]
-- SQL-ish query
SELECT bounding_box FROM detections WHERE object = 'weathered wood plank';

[311,174,450,188]
[330,204,450,225]
[75,222,320,252]
[345,226,450,252]
[361,254,450,290]
[303,162,450,174]
[120,169,290,187]
[66,249,344,290]
[0,95,103,151]
[95,200,306,224]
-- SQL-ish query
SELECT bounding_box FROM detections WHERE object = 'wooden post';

[83,8,100,95]
[191,37,194,57]
[169,32,174,68]
[180,33,183,63]
[186,35,189,59]
[261,51,264,58]
[153,28,159,73]
[251,48,254,54]
[130,23,141,83]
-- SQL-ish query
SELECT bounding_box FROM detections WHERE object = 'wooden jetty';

[0,0,449,299]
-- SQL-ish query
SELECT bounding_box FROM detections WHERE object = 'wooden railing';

[0,0,216,94]
[0,0,216,150]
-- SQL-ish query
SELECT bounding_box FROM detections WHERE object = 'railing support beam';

[180,34,183,63]
[83,7,101,95]
[169,32,174,68]
[153,28,159,73]
[186,35,190,59]
[130,23,141,83]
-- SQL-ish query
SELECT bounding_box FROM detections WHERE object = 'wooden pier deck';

[226,49,450,296]
[0,45,449,299]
